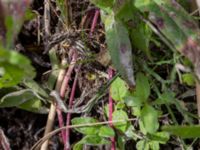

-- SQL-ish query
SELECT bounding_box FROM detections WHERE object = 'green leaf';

[0,87,18,97]
[24,8,36,21]
[134,0,163,12]
[5,16,15,47]
[135,73,150,101]
[78,135,110,146]
[23,80,49,99]
[117,136,126,150]
[73,142,83,150]
[149,132,170,144]
[182,73,195,86]
[132,106,141,117]
[104,14,135,87]
[114,0,135,21]
[71,117,100,135]
[18,98,48,114]
[0,47,35,88]
[0,89,47,113]
[131,22,152,59]
[125,94,142,107]
[153,91,175,105]
[112,110,128,132]
[98,126,115,138]
[90,0,113,12]
[0,89,41,107]
[149,141,159,150]
[134,0,152,11]
[136,140,149,150]
[162,125,200,138]
[110,77,129,101]
[46,48,60,90]
[140,105,159,134]
[145,1,200,78]
[125,125,138,140]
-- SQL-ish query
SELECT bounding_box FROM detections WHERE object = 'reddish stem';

[108,68,116,150]
[64,65,81,150]
[56,109,65,141]
[0,129,11,150]
[57,50,78,144]
[90,9,100,37]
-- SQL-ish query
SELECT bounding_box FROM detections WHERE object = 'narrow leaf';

[135,73,150,101]
[104,14,135,87]
[0,89,43,107]
[162,125,200,138]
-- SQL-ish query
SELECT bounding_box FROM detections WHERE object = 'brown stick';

[44,0,50,38]
[40,60,67,150]
[196,0,200,14]
[32,118,136,150]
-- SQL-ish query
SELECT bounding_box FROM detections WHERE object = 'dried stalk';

[40,0,57,149]
[196,0,200,14]
[40,60,67,150]
[32,119,136,150]
[44,0,50,39]
[194,0,200,122]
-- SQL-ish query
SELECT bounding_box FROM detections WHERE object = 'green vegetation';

[1,0,200,149]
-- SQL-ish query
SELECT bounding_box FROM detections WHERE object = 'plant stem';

[108,68,116,150]
[65,65,80,150]
[40,60,67,150]
[58,50,78,145]
[90,9,100,37]
[32,118,136,150]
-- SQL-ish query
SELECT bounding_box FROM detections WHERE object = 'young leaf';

[125,93,142,107]
[149,141,159,150]
[182,73,195,86]
[125,125,137,140]
[98,126,115,138]
[135,73,150,101]
[46,48,60,90]
[136,140,149,150]
[153,91,175,105]
[110,77,129,101]
[140,105,159,134]
[112,110,128,132]
[78,135,110,146]
[71,117,100,135]
[73,142,83,150]
[149,132,170,144]
[104,13,135,87]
